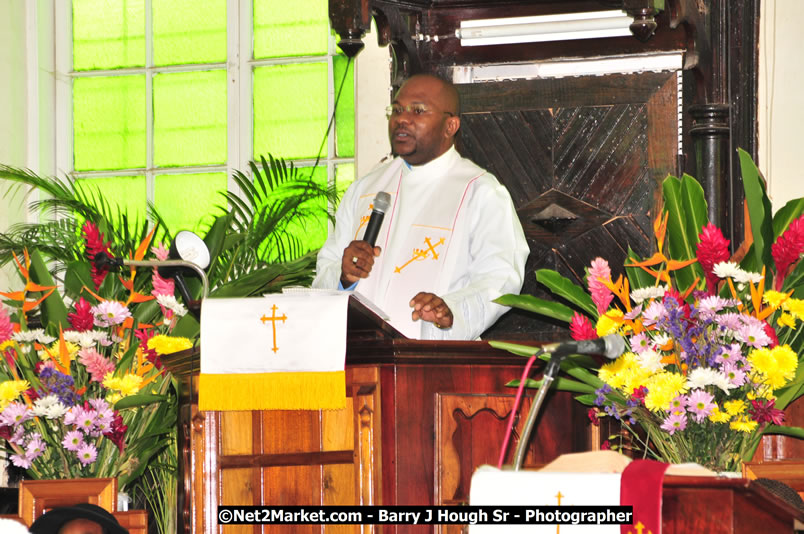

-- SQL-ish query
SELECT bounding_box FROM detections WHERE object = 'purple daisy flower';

[687,389,716,422]
[91,301,132,328]
[736,316,772,349]
[25,436,46,459]
[660,412,688,435]
[0,401,31,427]
[630,332,650,354]
[723,363,747,387]
[62,430,84,452]
[10,453,32,469]
[76,442,98,466]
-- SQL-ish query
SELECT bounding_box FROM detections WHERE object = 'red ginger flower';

[763,321,779,348]
[772,214,804,290]
[82,222,113,290]
[67,297,95,331]
[570,312,597,341]
[696,223,731,293]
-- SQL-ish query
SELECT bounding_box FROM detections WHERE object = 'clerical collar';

[402,146,457,172]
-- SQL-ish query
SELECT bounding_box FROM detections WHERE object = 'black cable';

[308,55,354,180]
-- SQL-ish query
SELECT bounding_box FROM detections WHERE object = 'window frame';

[54,0,353,225]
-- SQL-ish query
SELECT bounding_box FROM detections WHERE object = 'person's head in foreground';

[29,503,129,534]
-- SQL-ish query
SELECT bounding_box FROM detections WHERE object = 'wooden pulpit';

[165,296,594,534]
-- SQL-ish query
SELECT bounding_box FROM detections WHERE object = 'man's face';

[59,518,104,534]
[387,76,458,166]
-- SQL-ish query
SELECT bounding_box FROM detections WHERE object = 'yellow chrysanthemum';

[763,290,789,310]
[778,312,797,330]
[147,335,193,355]
[0,340,14,351]
[598,352,651,394]
[749,345,798,390]
[38,341,79,362]
[729,416,758,433]
[0,380,30,409]
[708,406,731,423]
[103,373,144,397]
[643,372,687,412]
[783,298,804,321]
[723,399,746,416]
[106,392,123,405]
[595,309,624,337]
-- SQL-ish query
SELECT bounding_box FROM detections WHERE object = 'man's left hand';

[410,292,453,328]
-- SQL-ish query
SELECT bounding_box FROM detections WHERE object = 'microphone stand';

[123,259,210,300]
[512,350,563,471]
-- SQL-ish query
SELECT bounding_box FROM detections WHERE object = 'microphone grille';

[603,334,626,359]
[373,192,391,213]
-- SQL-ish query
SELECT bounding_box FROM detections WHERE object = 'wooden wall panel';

[455,72,678,340]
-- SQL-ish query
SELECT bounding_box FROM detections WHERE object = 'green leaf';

[493,293,575,323]
[763,424,804,440]
[574,393,598,406]
[115,394,170,410]
[738,148,774,271]
[782,259,804,295]
[507,377,596,394]
[771,197,804,239]
[662,174,707,292]
[28,250,70,332]
[535,269,597,317]
[63,260,94,299]
[488,340,542,357]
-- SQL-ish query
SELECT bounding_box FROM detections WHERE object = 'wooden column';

[689,103,730,233]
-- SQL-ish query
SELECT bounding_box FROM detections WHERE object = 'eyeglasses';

[385,104,455,120]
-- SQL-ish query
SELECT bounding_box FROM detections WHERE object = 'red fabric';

[620,459,670,534]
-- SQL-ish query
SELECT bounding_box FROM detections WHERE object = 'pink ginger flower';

[587,258,614,315]
[78,348,116,383]
[772,214,804,290]
[696,223,731,293]
[569,312,597,341]
[151,243,170,261]
[0,305,13,344]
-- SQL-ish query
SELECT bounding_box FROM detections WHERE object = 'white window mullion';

[145,0,155,208]
[54,1,73,187]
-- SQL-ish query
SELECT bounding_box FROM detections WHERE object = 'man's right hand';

[340,240,381,286]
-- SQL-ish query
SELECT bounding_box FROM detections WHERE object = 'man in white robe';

[313,74,529,340]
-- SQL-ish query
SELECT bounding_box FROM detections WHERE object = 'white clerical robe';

[313,146,529,340]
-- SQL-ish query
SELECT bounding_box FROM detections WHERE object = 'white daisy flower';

[635,349,664,372]
[631,286,666,304]
[734,270,763,284]
[32,395,68,419]
[712,262,741,279]
[13,329,56,344]
[63,330,109,348]
[156,294,188,317]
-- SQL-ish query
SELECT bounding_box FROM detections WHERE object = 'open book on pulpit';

[198,290,403,411]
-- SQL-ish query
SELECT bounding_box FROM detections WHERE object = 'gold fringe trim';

[198,371,346,411]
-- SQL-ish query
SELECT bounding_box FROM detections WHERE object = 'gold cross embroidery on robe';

[394,236,445,273]
[260,304,287,353]
[627,521,652,534]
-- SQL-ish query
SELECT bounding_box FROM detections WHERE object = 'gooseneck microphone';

[362,192,391,247]
[540,334,626,360]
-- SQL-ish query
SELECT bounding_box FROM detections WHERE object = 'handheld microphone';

[362,192,391,247]
[541,334,626,360]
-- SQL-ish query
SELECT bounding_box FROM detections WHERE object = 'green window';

[69,0,355,255]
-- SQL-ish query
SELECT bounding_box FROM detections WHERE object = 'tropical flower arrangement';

[0,222,191,531]
[492,149,804,472]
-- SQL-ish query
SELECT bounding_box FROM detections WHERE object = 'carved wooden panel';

[455,72,679,340]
